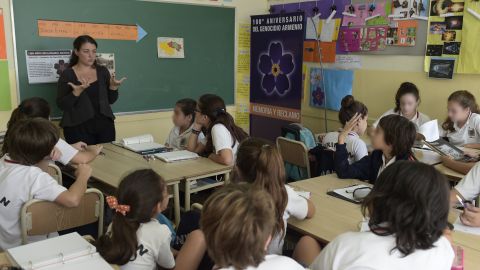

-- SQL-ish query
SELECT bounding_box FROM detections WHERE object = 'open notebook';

[6,232,112,269]
[154,150,199,163]
[120,134,167,155]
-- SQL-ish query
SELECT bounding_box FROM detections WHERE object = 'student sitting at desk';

[0,118,92,250]
[450,162,480,227]
[335,114,416,183]
[1,97,103,167]
[187,94,248,166]
[321,95,368,164]
[165,98,205,150]
[295,161,455,270]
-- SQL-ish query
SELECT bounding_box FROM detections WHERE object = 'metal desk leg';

[184,179,191,212]
[173,182,181,226]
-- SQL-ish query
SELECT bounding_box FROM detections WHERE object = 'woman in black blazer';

[57,35,126,145]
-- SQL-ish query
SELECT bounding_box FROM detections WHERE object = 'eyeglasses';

[346,187,372,201]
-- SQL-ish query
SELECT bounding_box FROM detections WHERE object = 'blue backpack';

[281,123,316,181]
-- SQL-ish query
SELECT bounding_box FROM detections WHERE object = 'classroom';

[0,0,480,269]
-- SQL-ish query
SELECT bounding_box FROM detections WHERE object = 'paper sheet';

[319,19,341,42]
[454,217,480,236]
[419,119,440,142]
[306,16,320,40]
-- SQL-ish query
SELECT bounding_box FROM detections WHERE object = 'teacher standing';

[57,35,126,145]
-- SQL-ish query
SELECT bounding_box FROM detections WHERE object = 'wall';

[0,0,269,142]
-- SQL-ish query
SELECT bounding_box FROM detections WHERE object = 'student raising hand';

[338,113,361,145]
[460,204,480,227]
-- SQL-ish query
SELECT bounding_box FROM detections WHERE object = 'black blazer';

[57,66,119,127]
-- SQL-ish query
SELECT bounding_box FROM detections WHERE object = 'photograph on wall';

[386,20,417,46]
[96,53,115,75]
[157,37,185,58]
[429,22,446,34]
[430,0,464,16]
[426,44,444,55]
[429,58,455,79]
[391,0,430,19]
[442,42,461,55]
[25,50,71,84]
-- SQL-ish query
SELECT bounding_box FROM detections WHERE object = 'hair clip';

[106,196,131,216]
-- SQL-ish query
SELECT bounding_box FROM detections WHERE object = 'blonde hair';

[200,184,275,270]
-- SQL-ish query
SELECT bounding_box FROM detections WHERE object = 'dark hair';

[4,118,59,165]
[442,90,479,132]
[201,184,276,269]
[176,98,197,125]
[198,94,248,153]
[339,95,368,126]
[394,82,420,113]
[361,161,450,256]
[2,97,51,155]
[232,138,288,239]
[96,169,166,265]
[377,114,416,157]
[69,35,98,67]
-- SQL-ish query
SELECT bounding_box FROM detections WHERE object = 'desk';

[288,175,480,269]
[0,252,120,269]
[412,148,466,181]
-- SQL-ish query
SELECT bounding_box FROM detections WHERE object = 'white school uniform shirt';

[0,155,67,251]
[377,155,396,178]
[119,219,175,270]
[322,131,368,164]
[373,109,430,130]
[216,254,304,270]
[455,161,480,201]
[55,138,78,165]
[441,113,480,146]
[165,124,206,150]
[267,185,308,255]
[310,231,454,270]
[211,124,239,158]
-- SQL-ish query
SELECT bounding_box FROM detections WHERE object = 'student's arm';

[186,123,206,154]
[441,156,475,175]
[55,164,92,207]
[173,230,206,270]
[208,124,235,166]
[335,145,371,180]
[209,149,233,166]
[464,143,480,150]
[460,205,480,227]
[306,199,316,218]
[70,145,103,164]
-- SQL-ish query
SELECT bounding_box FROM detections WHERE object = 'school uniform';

[165,125,206,150]
[211,124,239,158]
[310,231,454,270]
[0,155,67,250]
[267,185,309,255]
[334,144,413,184]
[441,113,480,146]
[322,131,368,164]
[55,138,78,165]
[115,219,175,270]
[455,161,480,201]
[216,254,304,270]
[373,109,430,130]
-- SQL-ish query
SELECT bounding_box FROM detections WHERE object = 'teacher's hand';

[68,77,91,96]
[110,73,127,90]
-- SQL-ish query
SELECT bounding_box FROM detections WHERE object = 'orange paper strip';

[303,41,336,63]
[0,9,7,59]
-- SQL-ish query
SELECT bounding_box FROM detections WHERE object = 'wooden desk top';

[288,175,480,269]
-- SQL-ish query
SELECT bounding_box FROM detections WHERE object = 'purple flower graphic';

[311,87,325,106]
[258,42,295,96]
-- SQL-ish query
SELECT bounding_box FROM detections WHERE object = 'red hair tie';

[106,196,130,216]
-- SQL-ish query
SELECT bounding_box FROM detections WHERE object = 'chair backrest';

[20,188,104,244]
[276,136,311,179]
[46,163,63,185]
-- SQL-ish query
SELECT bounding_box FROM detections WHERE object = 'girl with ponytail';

[187,94,248,165]
[232,138,315,255]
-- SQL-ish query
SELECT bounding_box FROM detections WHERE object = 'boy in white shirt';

[0,118,92,250]
[451,162,480,227]
[201,184,304,270]
[166,99,206,150]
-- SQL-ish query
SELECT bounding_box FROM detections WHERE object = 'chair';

[276,137,311,179]
[20,188,104,244]
[46,163,63,185]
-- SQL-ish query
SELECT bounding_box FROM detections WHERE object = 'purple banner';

[250,12,305,142]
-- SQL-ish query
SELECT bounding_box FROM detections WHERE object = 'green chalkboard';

[12,0,235,117]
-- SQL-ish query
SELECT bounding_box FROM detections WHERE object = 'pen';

[456,194,465,207]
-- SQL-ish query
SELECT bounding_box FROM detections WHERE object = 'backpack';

[281,123,316,181]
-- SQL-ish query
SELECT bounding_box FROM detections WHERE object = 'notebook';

[424,138,477,162]
[121,134,167,154]
[453,218,480,236]
[154,150,199,163]
[326,184,371,204]
[6,232,112,269]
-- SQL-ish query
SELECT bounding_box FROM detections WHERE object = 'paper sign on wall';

[25,50,71,84]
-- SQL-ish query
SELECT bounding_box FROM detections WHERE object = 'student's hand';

[68,78,91,96]
[72,141,88,151]
[441,155,454,163]
[463,149,479,159]
[91,145,103,156]
[50,147,62,161]
[192,119,203,132]
[460,204,480,227]
[74,163,92,180]
[338,113,361,145]
[109,73,127,90]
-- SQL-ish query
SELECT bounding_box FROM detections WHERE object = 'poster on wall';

[157,37,185,58]
[96,53,115,75]
[250,12,305,141]
[0,8,12,111]
[25,50,71,84]
[310,68,354,111]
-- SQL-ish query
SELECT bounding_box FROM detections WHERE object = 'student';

[335,114,416,183]
[232,138,315,255]
[187,94,248,165]
[201,184,304,270]
[96,169,206,270]
[1,97,102,166]
[165,98,205,150]
[441,90,480,146]
[450,162,480,227]
[321,95,368,164]
[372,82,430,129]
[0,118,92,250]
[57,35,126,145]
[296,161,454,270]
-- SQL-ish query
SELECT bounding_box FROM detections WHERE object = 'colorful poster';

[236,23,251,132]
[250,12,305,141]
[25,50,71,84]
[338,28,361,52]
[319,19,341,42]
[157,37,185,58]
[310,68,354,111]
[342,2,389,27]
[391,0,430,19]
[386,20,418,46]
[303,41,336,63]
[457,1,480,73]
[360,26,388,51]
